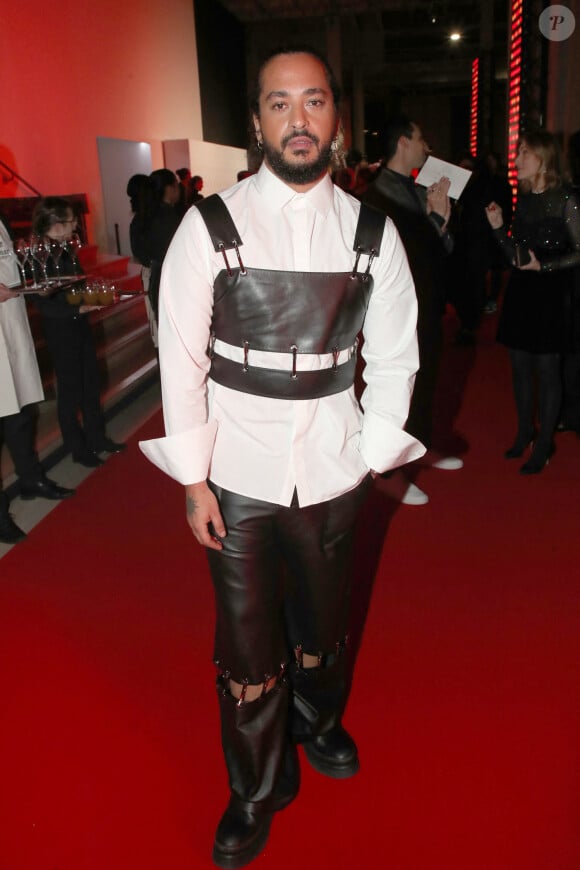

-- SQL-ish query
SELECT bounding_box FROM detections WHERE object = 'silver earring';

[331,139,338,153]
[256,138,263,151]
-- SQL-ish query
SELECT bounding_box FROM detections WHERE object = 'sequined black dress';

[495,185,580,352]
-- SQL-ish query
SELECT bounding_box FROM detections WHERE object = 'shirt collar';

[254,162,334,218]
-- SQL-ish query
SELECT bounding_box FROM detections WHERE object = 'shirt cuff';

[139,420,218,485]
[359,416,426,473]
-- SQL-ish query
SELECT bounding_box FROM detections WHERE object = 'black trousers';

[405,318,442,450]
[41,315,105,454]
[0,404,44,488]
[206,477,372,686]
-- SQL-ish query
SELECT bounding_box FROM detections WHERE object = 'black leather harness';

[195,193,386,400]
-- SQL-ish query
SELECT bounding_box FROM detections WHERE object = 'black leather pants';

[207,477,371,810]
[206,476,371,686]
[217,677,289,807]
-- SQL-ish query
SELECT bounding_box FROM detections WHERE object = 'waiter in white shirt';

[0,214,74,545]
[140,48,423,869]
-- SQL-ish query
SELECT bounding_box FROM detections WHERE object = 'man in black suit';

[364,114,462,505]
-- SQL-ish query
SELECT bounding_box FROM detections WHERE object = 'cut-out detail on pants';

[206,476,371,686]
[293,636,348,670]
[215,662,287,706]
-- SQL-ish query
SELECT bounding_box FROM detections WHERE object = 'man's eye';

[308,99,323,107]
[272,102,287,111]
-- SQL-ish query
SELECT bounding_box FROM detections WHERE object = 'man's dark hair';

[176,168,190,181]
[249,46,341,118]
[381,114,416,163]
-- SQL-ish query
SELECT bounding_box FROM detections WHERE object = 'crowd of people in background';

[2,119,580,546]
[339,124,580,487]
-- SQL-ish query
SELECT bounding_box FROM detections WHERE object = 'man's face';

[253,52,339,189]
[405,124,430,171]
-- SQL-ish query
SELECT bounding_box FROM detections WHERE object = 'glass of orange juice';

[66,286,83,306]
[98,279,115,306]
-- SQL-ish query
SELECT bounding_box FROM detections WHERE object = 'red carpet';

[1,312,580,870]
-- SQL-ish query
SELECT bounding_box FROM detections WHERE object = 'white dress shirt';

[140,164,424,507]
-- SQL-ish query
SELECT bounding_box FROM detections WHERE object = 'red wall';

[1,0,202,246]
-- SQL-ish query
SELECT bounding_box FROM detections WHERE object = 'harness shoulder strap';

[195,194,242,252]
[353,202,387,255]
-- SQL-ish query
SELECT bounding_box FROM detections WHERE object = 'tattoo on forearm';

[186,495,198,516]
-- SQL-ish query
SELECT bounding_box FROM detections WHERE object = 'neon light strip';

[470,57,480,156]
[507,0,524,209]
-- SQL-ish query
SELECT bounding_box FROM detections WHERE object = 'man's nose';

[290,106,308,129]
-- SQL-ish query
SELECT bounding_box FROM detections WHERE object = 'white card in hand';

[415,156,472,200]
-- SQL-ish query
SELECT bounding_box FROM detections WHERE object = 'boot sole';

[303,744,360,779]
[212,818,272,869]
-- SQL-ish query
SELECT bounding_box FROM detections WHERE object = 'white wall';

[188,141,249,196]
[0,0,203,249]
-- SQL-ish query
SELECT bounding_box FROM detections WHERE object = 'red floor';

[1,312,580,869]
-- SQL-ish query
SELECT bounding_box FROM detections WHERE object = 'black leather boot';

[271,741,300,812]
[289,655,359,779]
[213,678,293,869]
[213,795,273,870]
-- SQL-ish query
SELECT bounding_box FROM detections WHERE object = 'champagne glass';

[64,232,82,274]
[30,235,51,286]
[27,236,42,288]
[48,239,64,285]
[15,238,32,286]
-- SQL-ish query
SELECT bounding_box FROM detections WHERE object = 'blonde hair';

[519,130,561,192]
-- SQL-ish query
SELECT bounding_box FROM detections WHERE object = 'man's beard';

[262,130,333,185]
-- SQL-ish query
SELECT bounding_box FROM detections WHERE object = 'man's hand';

[185,481,227,550]
[485,201,504,230]
[0,283,18,303]
[426,176,451,224]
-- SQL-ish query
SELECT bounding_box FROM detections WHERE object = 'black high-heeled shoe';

[504,428,536,459]
[519,443,555,475]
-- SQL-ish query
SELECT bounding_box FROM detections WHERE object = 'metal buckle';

[332,346,339,372]
[290,344,298,379]
[363,248,377,282]
[232,240,247,275]
[351,245,363,278]
[218,243,232,277]
[236,678,249,707]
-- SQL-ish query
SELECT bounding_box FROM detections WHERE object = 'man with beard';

[140,48,423,868]
[364,115,462,506]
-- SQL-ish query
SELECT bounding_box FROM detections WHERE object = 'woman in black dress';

[486,131,580,473]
